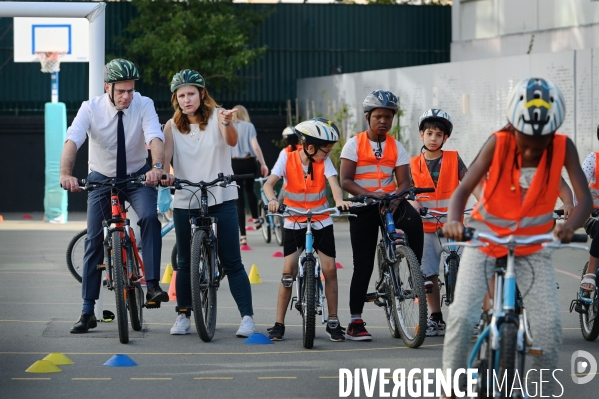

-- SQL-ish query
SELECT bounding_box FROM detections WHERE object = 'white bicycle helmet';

[506,77,565,136]
[282,126,295,138]
[418,109,453,136]
[294,118,340,146]
[362,90,399,114]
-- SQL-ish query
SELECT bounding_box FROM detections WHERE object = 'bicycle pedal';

[145,301,161,309]
[365,292,378,302]
[96,264,106,271]
[373,299,386,308]
[528,347,543,356]
[317,310,322,315]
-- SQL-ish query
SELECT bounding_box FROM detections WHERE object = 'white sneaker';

[170,314,191,335]
[236,315,255,337]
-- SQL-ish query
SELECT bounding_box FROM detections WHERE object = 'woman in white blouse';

[163,69,255,338]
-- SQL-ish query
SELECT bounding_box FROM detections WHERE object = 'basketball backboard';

[13,17,89,62]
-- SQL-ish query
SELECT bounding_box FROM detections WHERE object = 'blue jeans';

[174,200,254,317]
[82,165,161,301]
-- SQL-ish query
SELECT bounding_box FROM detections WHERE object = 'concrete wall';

[452,0,599,61]
[297,48,599,168]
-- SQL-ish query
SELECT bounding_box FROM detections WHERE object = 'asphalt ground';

[0,212,598,398]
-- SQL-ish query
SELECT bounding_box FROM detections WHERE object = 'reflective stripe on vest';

[589,152,599,209]
[283,151,328,223]
[354,131,397,193]
[410,151,459,233]
[469,131,567,257]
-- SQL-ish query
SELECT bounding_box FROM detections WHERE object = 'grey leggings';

[442,247,562,395]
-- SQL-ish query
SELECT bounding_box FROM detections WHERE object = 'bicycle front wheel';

[111,231,129,344]
[498,322,518,399]
[392,245,427,348]
[580,262,599,341]
[274,216,284,246]
[66,229,87,283]
[377,245,399,338]
[302,259,316,349]
[190,230,217,342]
[125,245,143,332]
[260,201,271,243]
[445,256,459,306]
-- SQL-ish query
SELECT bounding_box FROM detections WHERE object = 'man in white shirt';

[60,59,167,334]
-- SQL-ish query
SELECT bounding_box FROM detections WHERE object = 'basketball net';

[35,52,66,73]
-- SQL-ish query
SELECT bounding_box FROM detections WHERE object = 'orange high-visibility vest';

[469,131,567,257]
[410,151,459,233]
[589,152,599,209]
[283,151,328,223]
[354,131,397,193]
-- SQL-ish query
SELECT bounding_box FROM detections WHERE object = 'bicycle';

[66,218,177,284]
[171,172,254,342]
[419,207,473,307]
[266,203,353,349]
[255,176,284,246]
[442,229,587,398]
[569,208,599,341]
[350,187,433,348]
[75,175,157,344]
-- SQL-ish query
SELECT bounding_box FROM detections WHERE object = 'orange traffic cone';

[168,271,177,301]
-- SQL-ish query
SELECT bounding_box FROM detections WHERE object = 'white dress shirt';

[66,92,164,177]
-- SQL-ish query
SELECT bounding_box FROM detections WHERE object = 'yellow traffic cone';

[161,264,174,284]
[248,264,262,284]
[43,353,74,365]
[26,360,62,373]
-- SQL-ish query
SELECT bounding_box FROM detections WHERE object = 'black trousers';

[232,157,258,236]
[348,201,424,315]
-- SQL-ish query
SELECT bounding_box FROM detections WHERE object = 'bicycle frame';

[256,176,277,230]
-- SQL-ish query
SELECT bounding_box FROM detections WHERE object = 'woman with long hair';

[162,70,255,338]
[231,105,269,246]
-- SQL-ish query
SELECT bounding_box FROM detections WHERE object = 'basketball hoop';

[35,52,66,73]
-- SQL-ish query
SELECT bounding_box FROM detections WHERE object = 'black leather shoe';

[146,285,169,303]
[70,313,97,334]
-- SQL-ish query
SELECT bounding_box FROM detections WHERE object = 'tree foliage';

[123,0,270,90]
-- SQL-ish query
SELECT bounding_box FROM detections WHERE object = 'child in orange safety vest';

[408,108,476,338]
[440,77,592,398]
[263,118,353,342]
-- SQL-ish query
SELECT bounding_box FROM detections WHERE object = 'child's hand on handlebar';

[553,223,575,243]
[442,221,465,241]
[558,203,574,220]
[336,200,354,211]
[268,199,280,213]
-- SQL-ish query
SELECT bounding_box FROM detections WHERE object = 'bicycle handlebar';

[263,203,354,217]
[555,208,599,218]
[420,207,473,218]
[66,175,147,191]
[347,187,435,205]
[171,173,254,190]
[438,228,587,247]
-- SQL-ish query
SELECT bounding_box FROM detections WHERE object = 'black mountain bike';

[351,187,433,348]
[172,173,253,342]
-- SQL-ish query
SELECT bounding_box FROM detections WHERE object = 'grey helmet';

[362,90,399,114]
[418,109,453,136]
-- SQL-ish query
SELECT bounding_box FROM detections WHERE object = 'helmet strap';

[109,84,116,107]
[303,147,316,180]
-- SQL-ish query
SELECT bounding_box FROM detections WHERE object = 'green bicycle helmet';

[104,59,139,83]
[170,69,205,93]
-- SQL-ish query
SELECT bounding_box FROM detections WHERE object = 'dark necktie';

[116,111,127,178]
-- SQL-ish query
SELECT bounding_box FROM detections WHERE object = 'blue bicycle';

[256,176,284,246]
[443,229,587,398]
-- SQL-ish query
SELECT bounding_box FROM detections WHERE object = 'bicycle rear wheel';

[190,230,217,342]
[580,262,599,341]
[377,245,400,338]
[111,231,129,344]
[259,201,271,243]
[392,245,427,348]
[66,229,87,283]
[274,216,284,246]
[445,256,459,305]
[302,259,316,349]
[126,245,143,332]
